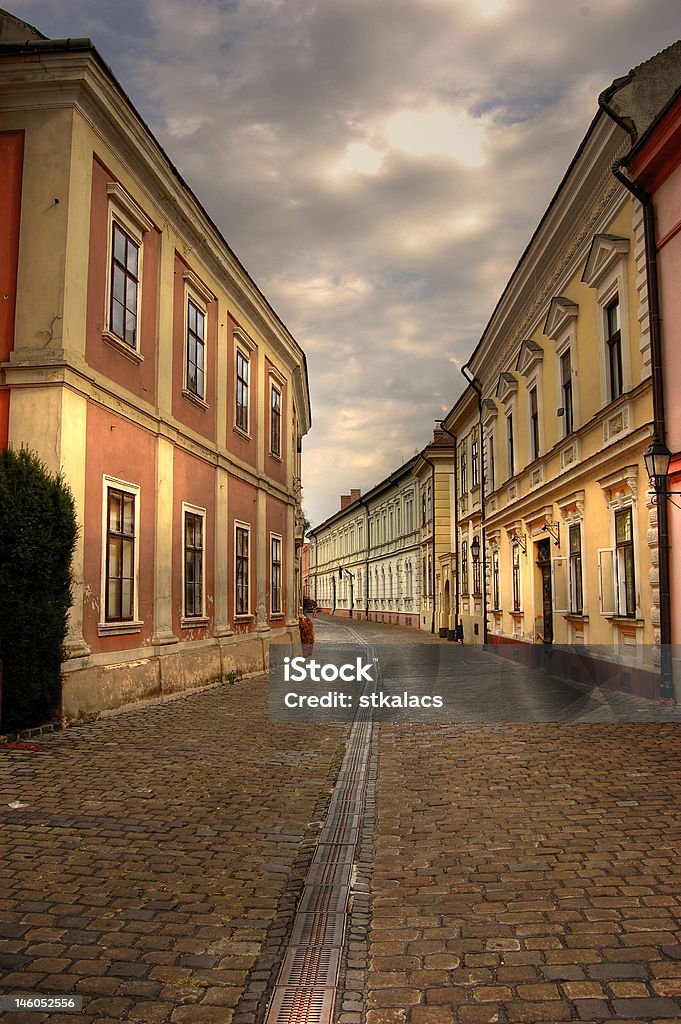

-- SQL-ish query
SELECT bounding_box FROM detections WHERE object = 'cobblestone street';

[2,617,681,1023]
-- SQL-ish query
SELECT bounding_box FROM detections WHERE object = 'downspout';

[420,451,437,634]
[358,495,370,620]
[599,90,673,699]
[461,366,488,644]
[435,422,459,630]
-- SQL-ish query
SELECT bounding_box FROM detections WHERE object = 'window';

[460,540,469,595]
[606,296,623,400]
[183,507,205,618]
[512,544,521,612]
[569,523,583,615]
[492,550,500,610]
[471,437,479,487]
[105,486,136,622]
[507,413,515,478]
[271,535,282,615]
[529,386,539,460]
[421,492,427,526]
[186,299,206,399]
[270,384,281,456]
[561,350,573,435]
[615,507,635,617]
[235,523,250,615]
[110,222,139,348]
[426,484,432,521]
[488,433,495,492]
[236,350,250,433]
[472,552,481,596]
[460,449,468,493]
[406,561,413,599]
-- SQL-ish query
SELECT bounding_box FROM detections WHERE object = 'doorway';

[536,538,553,644]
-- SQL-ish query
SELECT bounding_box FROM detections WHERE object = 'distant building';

[0,10,310,718]
[308,432,454,630]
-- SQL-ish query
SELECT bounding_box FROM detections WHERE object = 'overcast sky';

[10,0,681,525]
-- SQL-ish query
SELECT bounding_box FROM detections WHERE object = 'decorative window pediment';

[515,339,544,377]
[544,296,579,341]
[557,489,585,524]
[481,398,498,427]
[582,233,630,289]
[495,371,518,405]
[525,505,555,537]
[597,465,638,508]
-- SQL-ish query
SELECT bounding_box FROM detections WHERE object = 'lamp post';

[644,440,677,702]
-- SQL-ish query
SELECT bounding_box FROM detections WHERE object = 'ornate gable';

[515,339,544,377]
[582,233,630,289]
[481,398,498,428]
[495,372,518,405]
[543,296,579,341]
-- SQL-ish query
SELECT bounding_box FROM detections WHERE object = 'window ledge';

[269,450,283,462]
[180,616,209,629]
[604,615,645,625]
[98,620,143,636]
[234,613,254,622]
[564,613,589,622]
[233,424,251,441]
[181,388,209,411]
[102,330,144,364]
[270,613,285,620]
[509,610,524,618]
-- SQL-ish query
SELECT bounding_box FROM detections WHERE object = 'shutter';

[598,548,616,615]
[552,556,568,613]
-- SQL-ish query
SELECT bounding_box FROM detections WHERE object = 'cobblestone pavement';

[0,677,347,1024]
[310,617,681,1024]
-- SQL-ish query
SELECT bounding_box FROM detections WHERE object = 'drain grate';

[298,885,349,915]
[290,912,345,948]
[267,985,336,1024]
[279,946,341,988]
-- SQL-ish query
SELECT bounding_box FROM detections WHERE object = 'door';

[537,539,553,644]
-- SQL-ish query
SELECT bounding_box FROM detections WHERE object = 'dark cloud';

[9,0,681,523]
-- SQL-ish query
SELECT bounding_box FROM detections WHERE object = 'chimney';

[432,427,451,446]
[340,488,361,510]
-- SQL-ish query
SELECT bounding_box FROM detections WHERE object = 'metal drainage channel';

[265,634,375,1024]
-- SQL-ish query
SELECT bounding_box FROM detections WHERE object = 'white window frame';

[527,378,542,462]
[182,270,213,407]
[555,331,578,438]
[596,268,631,407]
[99,475,142,635]
[103,184,152,363]
[234,520,252,618]
[234,328,256,438]
[551,556,568,614]
[506,409,516,480]
[182,502,207,625]
[270,532,283,617]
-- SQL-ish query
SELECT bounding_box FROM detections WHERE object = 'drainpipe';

[435,421,459,631]
[358,495,370,620]
[419,451,437,634]
[599,90,673,700]
[461,366,488,644]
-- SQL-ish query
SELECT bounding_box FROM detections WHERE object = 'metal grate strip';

[290,912,345,948]
[279,946,341,988]
[298,885,349,915]
[268,986,336,1024]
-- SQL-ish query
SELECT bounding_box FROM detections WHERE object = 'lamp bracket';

[543,521,561,546]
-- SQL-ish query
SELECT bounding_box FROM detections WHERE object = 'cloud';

[9,0,681,525]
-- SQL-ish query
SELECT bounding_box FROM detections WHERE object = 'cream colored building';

[439,43,681,696]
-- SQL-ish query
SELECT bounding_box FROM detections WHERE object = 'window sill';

[604,615,644,625]
[509,610,524,618]
[98,620,143,636]
[270,612,285,621]
[234,613,254,622]
[102,330,144,364]
[564,613,588,622]
[233,424,251,441]
[180,616,209,629]
[181,388,209,411]
[269,450,283,462]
